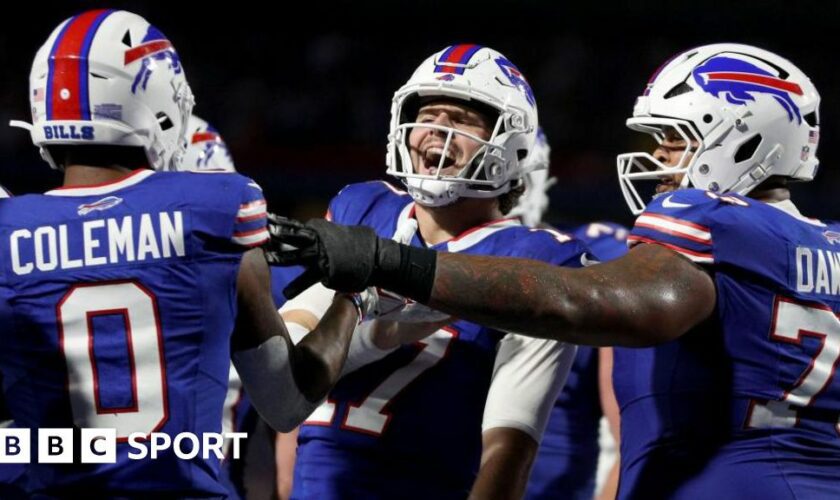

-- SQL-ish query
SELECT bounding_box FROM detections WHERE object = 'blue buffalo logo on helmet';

[494,56,536,108]
[125,25,183,94]
[692,56,804,123]
[191,128,232,169]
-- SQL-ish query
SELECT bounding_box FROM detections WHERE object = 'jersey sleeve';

[572,222,629,262]
[509,227,591,269]
[629,189,719,265]
[326,181,405,226]
[482,335,576,440]
[181,172,269,251]
[230,178,269,248]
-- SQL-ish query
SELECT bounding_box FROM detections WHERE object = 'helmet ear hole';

[122,30,132,47]
[156,112,174,131]
[734,134,762,163]
[804,112,818,127]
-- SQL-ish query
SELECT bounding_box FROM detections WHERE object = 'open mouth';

[421,145,458,175]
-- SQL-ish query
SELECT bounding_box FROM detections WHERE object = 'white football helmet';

[617,43,820,214]
[13,9,194,171]
[181,115,235,172]
[386,45,539,206]
[508,127,555,227]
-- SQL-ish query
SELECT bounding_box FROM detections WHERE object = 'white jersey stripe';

[628,235,714,264]
[635,214,712,243]
[232,229,270,247]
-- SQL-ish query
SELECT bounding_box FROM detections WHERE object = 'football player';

[269,43,840,498]
[0,10,359,497]
[281,45,579,499]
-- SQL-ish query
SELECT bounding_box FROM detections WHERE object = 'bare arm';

[598,348,620,442]
[473,334,573,499]
[275,428,299,500]
[428,244,716,346]
[266,217,713,346]
[597,347,620,500]
[293,298,359,400]
[232,248,358,412]
[278,285,443,378]
[469,428,538,500]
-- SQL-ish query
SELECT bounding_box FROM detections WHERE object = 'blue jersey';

[526,222,628,500]
[270,266,305,310]
[0,169,268,497]
[0,186,25,498]
[292,181,587,499]
[616,189,840,499]
[572,222,629,262]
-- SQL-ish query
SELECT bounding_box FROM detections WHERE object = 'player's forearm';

[275,429,299,500]
[427,244,715,346]
[597,458,621,500]
[292,296,358,401]
[268,218,714,345]
[470,428,537,500]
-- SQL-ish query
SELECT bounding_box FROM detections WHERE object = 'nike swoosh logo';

[662,195,691,208]
[580,253,601,267]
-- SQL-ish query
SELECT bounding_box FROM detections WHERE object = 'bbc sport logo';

[0,428,247,463]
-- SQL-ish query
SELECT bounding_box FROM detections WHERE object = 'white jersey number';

[57,281,168,440]
[747,296,840,432]
[306,328,456,435]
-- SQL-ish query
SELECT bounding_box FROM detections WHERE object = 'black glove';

[265,214,437,302]
[266,215,383,298]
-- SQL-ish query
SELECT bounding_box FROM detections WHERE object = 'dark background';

[2,0,837,227]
